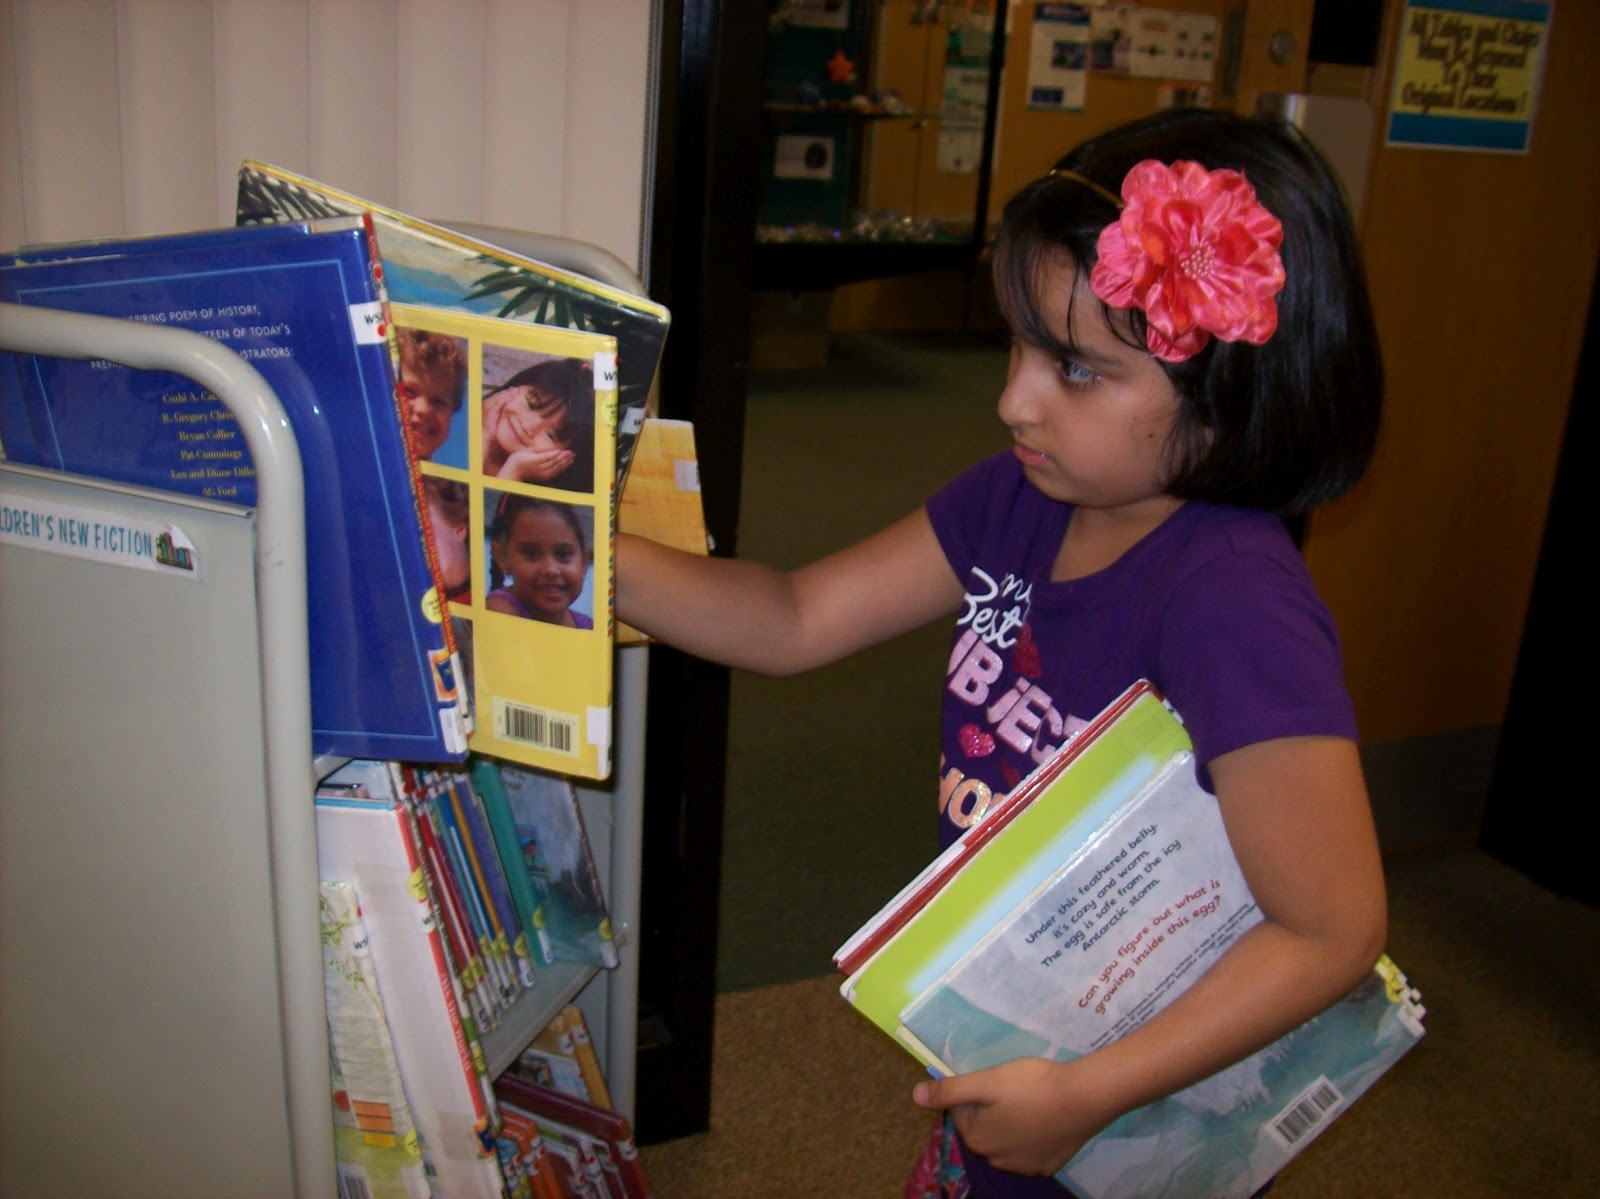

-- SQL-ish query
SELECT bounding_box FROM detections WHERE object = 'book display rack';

[0,231,649,1199]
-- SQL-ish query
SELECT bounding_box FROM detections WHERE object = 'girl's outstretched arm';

[915,734,1387,1176]
[616,508,965,676]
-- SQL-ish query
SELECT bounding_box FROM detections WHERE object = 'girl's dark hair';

[995,108,1383,516]
[489,494,590,551]
[498,358,596,444]
[494,356,596,488]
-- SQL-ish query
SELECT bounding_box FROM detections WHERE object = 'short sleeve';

[1154,550,1359,766]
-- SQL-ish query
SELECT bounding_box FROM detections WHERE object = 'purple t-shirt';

[484,587,594,629]
[925,451,1357,1198]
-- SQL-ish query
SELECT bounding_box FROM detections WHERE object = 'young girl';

[487,494,595,628]
[617,108,1386,1197]
[481,358,596,492]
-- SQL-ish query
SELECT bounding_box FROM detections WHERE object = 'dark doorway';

[632,0,767,1143]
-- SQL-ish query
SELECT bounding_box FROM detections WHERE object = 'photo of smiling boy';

[485,492,595,629]
[394,325,469,468]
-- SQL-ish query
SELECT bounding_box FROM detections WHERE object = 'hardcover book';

[319,880,433,1199]
[496,1106,564,1199]
[388,300,617,780]
[403,764,531,1024]
[470,755,556,966]
[235,160,669,492]
[837,682,1426,1199]
[316,763,507,1199]
[494,761,620,970]
[614,417,710,645]
[0,219,467,762]
[510,1005,615,1110]
[494,1074,653,1199]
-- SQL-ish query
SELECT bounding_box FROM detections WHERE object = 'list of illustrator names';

[158,390,252,499]
[100,304,281,501]
[160,390,254,499]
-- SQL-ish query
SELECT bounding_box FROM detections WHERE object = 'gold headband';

[1047,167,1124,209]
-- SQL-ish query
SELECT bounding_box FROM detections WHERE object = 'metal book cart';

[0,233,647,1199]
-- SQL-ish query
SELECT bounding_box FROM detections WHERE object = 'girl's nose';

[997,348,1042,429]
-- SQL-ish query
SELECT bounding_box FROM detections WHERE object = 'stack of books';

[836,680,1426,1199]
[317,756,629,1199]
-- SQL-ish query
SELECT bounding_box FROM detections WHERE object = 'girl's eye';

[1056,357,1099,388]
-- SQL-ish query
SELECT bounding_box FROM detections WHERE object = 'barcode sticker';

[1268,1075,1345,1149]
[336,1162,373,1199]
[493,697,579,756]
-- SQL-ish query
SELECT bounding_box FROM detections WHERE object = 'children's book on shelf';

[319,880,434,1199]
[508,1004,615,1110]
[496,1106,564,1199]
[551,1005,614,1111]
[316,760,507,1199]
[615,416,710,645]
[491,759,620,970]
[387,299,617,780]
[234,159,670,492]
[470,755,555,966]
[495,1074,653,1199]
[0,218,467,762]
[835,680,1427,1199]
[402,763,539,1026]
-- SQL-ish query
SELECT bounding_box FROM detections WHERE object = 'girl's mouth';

[1012,443,1050,469]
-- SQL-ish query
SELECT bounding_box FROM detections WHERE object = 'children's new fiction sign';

[1386,0,1551,153]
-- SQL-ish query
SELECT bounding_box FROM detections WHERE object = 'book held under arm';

[836,681,1426,1199]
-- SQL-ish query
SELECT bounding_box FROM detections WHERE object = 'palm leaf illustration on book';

[235,161,670,489]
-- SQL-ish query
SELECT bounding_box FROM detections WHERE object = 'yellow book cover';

[389,301,616,780]
[615,417,710,645]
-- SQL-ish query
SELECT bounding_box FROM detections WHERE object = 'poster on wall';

[1089,5,1136,74]
[939,9,993,174]
[1027,4,1091,111]
[1128,10,1220,83]
[1385,0,1551,153]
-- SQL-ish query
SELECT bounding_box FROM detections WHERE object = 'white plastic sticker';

[350,300,388,345]
[0,486,201,579]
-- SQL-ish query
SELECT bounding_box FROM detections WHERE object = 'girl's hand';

[912,1057,1117,1177]
[500,445,575,482]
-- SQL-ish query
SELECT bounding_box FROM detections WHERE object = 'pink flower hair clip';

[1081,159,1286,363]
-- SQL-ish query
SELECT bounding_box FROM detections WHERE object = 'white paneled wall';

[0,0,657,272]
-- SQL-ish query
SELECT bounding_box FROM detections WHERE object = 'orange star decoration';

[825,49,856,85]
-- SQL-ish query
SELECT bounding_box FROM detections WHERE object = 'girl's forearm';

[615,532,816,675]
[1062,907,1387,1125]
[616,511,964,677]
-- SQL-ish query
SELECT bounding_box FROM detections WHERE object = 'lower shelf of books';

[481,961,599,1077]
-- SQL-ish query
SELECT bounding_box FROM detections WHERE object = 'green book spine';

[844,689,1192,1035]
[470,757,556,967]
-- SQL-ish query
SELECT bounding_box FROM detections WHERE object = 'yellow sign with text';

[1392,5,1546,123]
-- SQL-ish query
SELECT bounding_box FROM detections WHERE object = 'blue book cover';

[0,219,468,761]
